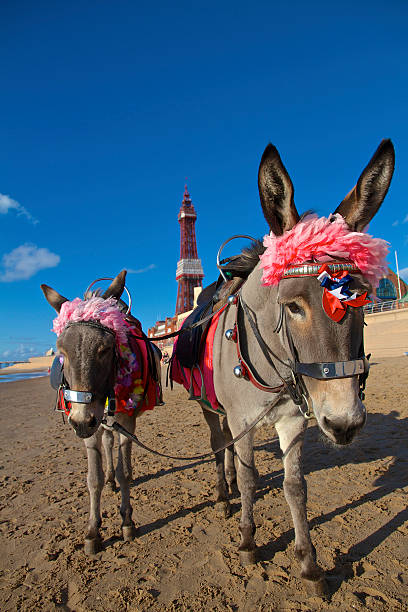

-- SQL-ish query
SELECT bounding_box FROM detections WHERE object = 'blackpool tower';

[175,185,204,315]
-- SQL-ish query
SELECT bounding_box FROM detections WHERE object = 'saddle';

[174,300,213,369]
[171,257,248,401]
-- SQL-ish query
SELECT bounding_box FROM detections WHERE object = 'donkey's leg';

[233,428,258,565]
[201,406,231,518]
[275,415,327,596]
[102,426,116,491]
[115,413,137,541]
[84,430,104,554]
[222,416,237,493]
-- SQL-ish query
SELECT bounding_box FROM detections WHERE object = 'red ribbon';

[319,267,370,322]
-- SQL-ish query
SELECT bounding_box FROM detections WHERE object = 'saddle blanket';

[171,305,227,416]
[116,323,159,415]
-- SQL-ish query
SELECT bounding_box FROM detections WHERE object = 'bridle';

[224,261,370,420]
[53,320,118,415]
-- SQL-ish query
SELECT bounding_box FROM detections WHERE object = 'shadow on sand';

[255,410,408,596]
[125,409,407,597]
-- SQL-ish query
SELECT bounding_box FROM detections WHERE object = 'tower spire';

[175,185,204,314]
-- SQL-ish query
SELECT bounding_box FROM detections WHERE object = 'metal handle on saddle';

[216,235,258,282]
[85,277,132,315]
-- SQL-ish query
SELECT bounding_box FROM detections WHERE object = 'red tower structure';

[175,185,204,315]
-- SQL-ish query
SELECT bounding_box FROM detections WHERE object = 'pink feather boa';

[259,214,389,288]
[53,297,128,343]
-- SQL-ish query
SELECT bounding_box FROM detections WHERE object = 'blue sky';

[0,0,407,360]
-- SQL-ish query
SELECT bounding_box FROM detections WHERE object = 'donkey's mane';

[232,240,265,274]
[84,289,102,299]
[227,212,315,277]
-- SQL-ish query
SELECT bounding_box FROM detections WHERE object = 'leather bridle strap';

[294,358,368,379]
[237,294,302,403]
[102,388,285,461]
[134,297,234,342]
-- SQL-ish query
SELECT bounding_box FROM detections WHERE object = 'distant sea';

[0,372,49,383]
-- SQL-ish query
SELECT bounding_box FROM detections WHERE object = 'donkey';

[187,140,394,594]
[42,271,161,554]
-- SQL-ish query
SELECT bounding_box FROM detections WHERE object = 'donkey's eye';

[98,347,111,357]
[286,302,304,316]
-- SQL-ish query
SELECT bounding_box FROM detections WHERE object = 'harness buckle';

[298,393,314,419]
[105,397,117,416]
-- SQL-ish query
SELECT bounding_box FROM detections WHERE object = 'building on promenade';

[375,269,408,301]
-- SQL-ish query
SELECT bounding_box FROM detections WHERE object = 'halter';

[52,320,118,415]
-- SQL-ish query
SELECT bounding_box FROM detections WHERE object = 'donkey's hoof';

[239,549,257,566]
[122,524,137,541]
[303,576,328,598]
[84,537,102,555]
[216,500,232,518]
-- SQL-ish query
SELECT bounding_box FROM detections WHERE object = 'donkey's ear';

[41,284,68,313]
[102,270,127,300]
[334,139,395,231]
[258,144,300,236]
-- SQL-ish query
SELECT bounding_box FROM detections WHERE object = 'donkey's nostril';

[323,416,344,435]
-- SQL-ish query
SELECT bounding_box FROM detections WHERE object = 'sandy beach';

[0,355,407,611]
[0,356,54,376]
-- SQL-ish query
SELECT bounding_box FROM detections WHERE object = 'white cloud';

[0,244,60,282]
[0,193,38,225]
[399,267,408,282]
[128,264,156,274]
[403,214,408,224]
[392,220,399,227]
[1,344,37,361]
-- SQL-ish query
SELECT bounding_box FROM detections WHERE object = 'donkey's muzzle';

[69,414,98,438]
[68,401,102,438]
[323,412,366,445]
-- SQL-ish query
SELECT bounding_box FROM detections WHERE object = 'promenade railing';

[364,300,408,315]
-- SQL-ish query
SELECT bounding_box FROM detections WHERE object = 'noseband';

[225,262,370,419]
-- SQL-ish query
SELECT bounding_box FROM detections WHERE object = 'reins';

[134,299,230,342]
[102,388,285,461]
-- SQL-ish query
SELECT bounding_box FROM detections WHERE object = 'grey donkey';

[42,271,161,554]
[197,140,394,595]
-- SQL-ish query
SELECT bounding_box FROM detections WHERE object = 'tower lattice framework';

[175,185,204,315]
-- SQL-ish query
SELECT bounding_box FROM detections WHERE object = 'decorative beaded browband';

[282,262,360,279]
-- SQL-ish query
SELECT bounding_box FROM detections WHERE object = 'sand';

[0,357,407,611]
[0,356,54,375]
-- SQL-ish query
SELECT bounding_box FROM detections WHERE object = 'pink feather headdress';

[259,214,389,288]
[53,297,128,343]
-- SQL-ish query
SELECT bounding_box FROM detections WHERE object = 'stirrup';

[188,364,209,403]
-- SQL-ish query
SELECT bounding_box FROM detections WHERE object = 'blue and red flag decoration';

[317,264,370,322]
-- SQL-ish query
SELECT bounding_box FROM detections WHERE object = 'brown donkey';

[42,271,161,554]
